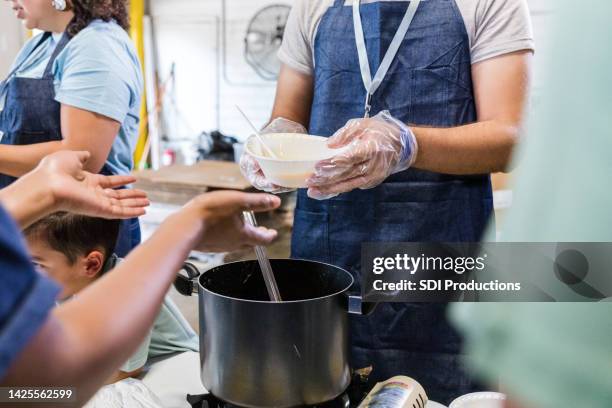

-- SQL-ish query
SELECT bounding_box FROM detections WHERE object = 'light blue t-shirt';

[0,20,143,175]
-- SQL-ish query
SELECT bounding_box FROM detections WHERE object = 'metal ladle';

[236,106,282,302]
[243,211,282,302]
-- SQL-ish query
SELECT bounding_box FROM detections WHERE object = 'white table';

[140,351,448,408]
[142,351,207,408]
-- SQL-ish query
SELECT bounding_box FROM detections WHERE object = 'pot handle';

[174,262,201,296]
[347,294,378,316]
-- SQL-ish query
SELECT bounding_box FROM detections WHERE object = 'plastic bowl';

[426,402,448,408]
[245,133,345,188]
[449,392,506,408]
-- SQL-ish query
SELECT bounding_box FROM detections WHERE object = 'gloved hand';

[306,110,418,200]
[239,117,307,193]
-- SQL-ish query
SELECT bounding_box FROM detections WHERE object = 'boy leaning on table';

[24,212,198,383]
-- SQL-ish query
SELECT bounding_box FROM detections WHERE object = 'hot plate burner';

[187,392,351,408]
[187,371,371,408]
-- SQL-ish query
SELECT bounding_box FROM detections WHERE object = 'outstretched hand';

[177,190,281,253]
[306,111,417,200]
[40,150,149,219]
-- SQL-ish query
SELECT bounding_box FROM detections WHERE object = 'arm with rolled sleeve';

[276,0,317,76]
[272,0,319,126]
[54,30,138,125]
[0,29,141,176]
[407,0,534,175]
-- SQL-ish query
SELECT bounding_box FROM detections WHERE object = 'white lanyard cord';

[353,0,421,117]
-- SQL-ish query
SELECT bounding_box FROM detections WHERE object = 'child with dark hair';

[25,212,198,382]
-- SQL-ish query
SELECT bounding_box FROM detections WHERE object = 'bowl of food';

[245,133,346,188]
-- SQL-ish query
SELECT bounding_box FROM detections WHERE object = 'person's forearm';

[0,171,56,228]
[0,105,120,177]
[411,119,519,175]
[2,209,204,406]
[0,141,66,178]
[0,131,112,177]
[56,209,202,402]
[270,64,314,128]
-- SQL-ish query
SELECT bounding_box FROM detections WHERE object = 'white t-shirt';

[278,0,535,75]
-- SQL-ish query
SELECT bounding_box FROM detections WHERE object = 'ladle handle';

[243,211,282,302]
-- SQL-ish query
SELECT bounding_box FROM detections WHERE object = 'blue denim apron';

[0,32,140,257]
[291,0,493,404]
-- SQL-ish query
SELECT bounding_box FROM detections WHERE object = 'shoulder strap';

[42,32,71,78]
[0,32,52,85]
[33,32,53,53]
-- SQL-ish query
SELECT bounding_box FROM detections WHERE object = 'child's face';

[26,237,103,300]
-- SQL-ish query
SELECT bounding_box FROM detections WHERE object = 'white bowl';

[233,142,244,163]
[245,133,346,188]
[449,392,506,408]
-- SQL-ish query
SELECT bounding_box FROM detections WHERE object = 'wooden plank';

[133,160,251,191]
[134,180,208,206]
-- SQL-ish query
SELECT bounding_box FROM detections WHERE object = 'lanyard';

[353,0,421,118]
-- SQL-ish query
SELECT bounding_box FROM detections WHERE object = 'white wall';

[149,0,287,142]
[150,0,555,144]
[0,5,27,76]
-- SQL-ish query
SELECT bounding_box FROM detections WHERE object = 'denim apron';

[291,0,493,404]
[0,32,140,257]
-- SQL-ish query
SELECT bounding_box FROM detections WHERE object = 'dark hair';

[24,212,120,267]
[66,0,130,38]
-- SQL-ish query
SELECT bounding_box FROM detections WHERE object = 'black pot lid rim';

[197,258,355,304]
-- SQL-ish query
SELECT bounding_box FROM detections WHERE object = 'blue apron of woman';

[0,33,140,257]
[291,0,493,404]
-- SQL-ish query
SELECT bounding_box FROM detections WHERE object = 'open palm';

[40,151,149,219]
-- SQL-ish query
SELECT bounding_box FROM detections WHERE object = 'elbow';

[84,159,107,174]
[493,123,522,173]
[58,141,107,174]
[78,156,106,174]
[494,148,515,174]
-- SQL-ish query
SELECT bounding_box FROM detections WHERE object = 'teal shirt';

[1,20,143,175]
[94,256,198,373]
[56,255,198,373]
[121,295,199,373]
[451,2,612,408]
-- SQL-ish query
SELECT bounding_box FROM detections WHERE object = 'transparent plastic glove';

[306,110,418,200]
[239,117,307,193]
